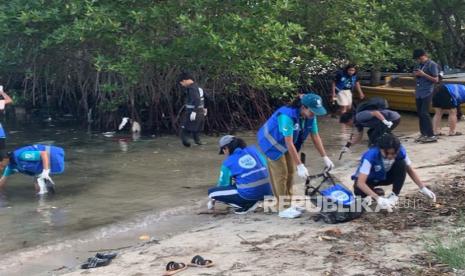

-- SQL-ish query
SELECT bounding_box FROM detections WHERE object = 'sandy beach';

[42,121,465,276]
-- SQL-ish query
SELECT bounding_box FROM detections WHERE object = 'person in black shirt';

[178,72,207,147]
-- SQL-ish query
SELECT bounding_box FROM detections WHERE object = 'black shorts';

[433,85,455,109]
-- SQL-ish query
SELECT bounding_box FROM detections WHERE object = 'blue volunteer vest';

[445,84,465,106]
[257,106,315,160]
[11,144,65,176]
[352,146,407,182]
[336,74,357,92]
[223,146,272,200]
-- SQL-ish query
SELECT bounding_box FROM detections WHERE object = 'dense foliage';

[0,0,463,132]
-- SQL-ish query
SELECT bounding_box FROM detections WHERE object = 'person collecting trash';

[352,133,436,211]
[339,97,401,158]
[0,144,65,195]
[432,83,465,136]
[257,93,334,218]
[207,135,273,214]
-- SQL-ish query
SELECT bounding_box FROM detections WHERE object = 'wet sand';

[51,120,465,276]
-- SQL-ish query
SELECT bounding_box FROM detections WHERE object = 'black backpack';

[356,97,389,113]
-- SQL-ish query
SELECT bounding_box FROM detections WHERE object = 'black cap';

[412,49,426,59]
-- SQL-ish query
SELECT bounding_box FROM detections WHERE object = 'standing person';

[331,64,365,114]
[177,72,207,147]
[0,144,65,195]
[412,49,439,143]
[352,134,436,211]
[208,135,273,214]
[257,93,334,218]
[432,84,465,136]
[0,86,13,145]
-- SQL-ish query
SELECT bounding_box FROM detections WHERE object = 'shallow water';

[0,113,420,255]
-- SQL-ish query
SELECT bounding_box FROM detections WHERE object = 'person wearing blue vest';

[331,64,365,114]
[0,144,65,195]
[352,134,436,211]
[432,83,465,136]
[208,135,273,214]
[257,93,334,218]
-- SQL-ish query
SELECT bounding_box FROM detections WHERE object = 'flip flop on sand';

[81,256,112,269]
[449,132,463,136]
[163,261,187,276]
[188,255,214,268]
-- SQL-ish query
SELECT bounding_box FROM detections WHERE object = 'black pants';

[181,128,201,145]
[415,96,434,137]
[367,119,400,146]
[354,160,407,197]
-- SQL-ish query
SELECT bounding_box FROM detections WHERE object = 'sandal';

[434,132,444,136]
[188,255,214,268]
[81,256,112,269]
[163,261,187,276]
[449,132,463,136]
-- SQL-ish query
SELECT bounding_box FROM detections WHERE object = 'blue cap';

[301,94,327,116]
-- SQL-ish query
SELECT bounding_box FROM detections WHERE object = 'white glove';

[386,192,399,206]
[296,164,309,179]
[382,119,393,128]
[322,156,334,172]
[190,112,197,121]
[37,178,48,195]
[118,117,130,130]
[39,169,54,184]
[420,187,436,202]
[204,108,208,117]
[0,85,3,92]
[376,197,394,212]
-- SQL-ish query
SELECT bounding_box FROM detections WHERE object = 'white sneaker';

[278,207,302,219]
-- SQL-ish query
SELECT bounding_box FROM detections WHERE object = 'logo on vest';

[238,154,257,169]
[330,190,350,203]
[374,165,382,172]
[316,99,322,107]
[293,123,300,131]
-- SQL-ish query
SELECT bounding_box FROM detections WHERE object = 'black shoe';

[234,202,260,215]
[420,136,438,143]
[182,140,191,147]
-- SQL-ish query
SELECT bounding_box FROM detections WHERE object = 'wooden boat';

[360,76,465,113]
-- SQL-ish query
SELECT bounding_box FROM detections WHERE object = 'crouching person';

[208,135,273,214]
[352,134,435,211]
[0,144,65,195]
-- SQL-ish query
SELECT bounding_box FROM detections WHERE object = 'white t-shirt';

[359,155,412,175]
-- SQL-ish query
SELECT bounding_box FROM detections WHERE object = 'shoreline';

[55,126,465,275]
[4,123,465,276]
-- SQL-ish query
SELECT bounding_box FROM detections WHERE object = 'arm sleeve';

[277,114,294,137]
[217,165,232,187]
[404,155,412,166]
[310,117,318,134]
[258,153,267,166]
[359,159,372,175]
[2,165,15,177]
